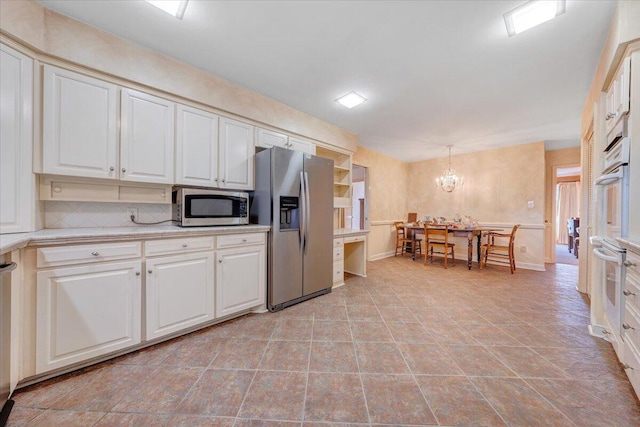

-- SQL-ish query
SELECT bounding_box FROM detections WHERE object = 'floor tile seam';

[525,347,582,379]
[374,308,440,425]
[171,360,213,416]
[348,319,372,425]
[300,315,314,424]
[232,333,271,420]
[520,377,581,426]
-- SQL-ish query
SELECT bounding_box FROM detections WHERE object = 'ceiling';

[37,0,616,162]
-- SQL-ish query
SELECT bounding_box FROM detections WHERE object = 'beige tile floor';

[7,257,640,426]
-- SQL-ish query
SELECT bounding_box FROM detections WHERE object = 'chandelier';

[436,145,464,192]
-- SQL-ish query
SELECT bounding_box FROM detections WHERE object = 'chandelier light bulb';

[436,146,464,192]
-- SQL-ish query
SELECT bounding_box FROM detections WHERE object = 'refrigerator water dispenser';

[280,196,299,230]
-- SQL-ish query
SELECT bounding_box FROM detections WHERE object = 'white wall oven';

[593,117,630,347]
[593,240,626,346]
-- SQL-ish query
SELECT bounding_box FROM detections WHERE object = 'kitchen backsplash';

[45,201,172,228]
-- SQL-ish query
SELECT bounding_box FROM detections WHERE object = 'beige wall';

[407,142,545,223]
[405,142,546,270]
[356,142,547,269]
[544,148,581,262]
[0,0,356,152]
[353,146,409,260]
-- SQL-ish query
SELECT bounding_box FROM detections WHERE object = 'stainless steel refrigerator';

[251,146,333,311]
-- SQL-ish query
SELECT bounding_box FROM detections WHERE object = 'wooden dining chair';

[423,225,455,268]
[394,221,421,257]
[407,212,418,223]
[480,224,520,273]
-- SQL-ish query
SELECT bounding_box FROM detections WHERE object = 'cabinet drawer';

[145,236,214,257]
[625,270,640,311]
[217,233,265,249]
[626,251,640,278]
[333,260,343,284]
[333,238,344,248]
[344,235,366,244]
[333,247,344,261]
[37,242,141,268]
[624,303,640,350]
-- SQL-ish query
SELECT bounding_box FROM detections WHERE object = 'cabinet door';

[288,136,316,155]
[175,105,219,187]
[219,117,254,190]
[256,128,288,150]
[216,245,265,317]
[42,65,118,179]
[120,89,175,184]
[36,261,142,374]
[0,44,34,233]
[145,252,214,340]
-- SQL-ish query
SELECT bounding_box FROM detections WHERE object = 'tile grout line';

[347,293,373,427]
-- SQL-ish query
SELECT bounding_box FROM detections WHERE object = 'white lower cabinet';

[145,251,215,340]
[216,244,265,318]
[36,260,142,374]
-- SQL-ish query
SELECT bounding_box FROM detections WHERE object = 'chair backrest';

[508,224,520,247]
[425,225,449,244]
[394,221,406,238]
[407,212,417,223]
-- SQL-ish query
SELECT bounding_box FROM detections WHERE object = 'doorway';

[555,165,581,265]
[347,165,368,230]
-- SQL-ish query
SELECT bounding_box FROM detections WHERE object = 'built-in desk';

[333,229,368,287]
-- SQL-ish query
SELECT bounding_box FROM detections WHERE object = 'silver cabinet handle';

[623,323,635,330]
[242,239,247,243]
[122,168,126,173]
[222,179,226,183]
[182,243,188,248]
[624,289,636,296]
[91,251,99,256]
[623,363,634,370]
[135,271,140,276]
[214,178,218,182]
[218,259,223,263]
[624,260,637,267]
[602,329,610,335]
[109,166,115,171]
[148,269,152,274]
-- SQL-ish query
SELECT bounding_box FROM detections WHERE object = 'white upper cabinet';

[605,56,631,135]
[175,105,219,187]
[255,127,316,155]
[288,136,316,155]
[219,117,254,190]
[43,65,118,179]
[1,43,35,233]
[256,128,288,149]
[120,89,175,184]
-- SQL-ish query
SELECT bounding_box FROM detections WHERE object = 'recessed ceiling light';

[145,0,189,19]
[335,91,367,109]
[504,0,566,37]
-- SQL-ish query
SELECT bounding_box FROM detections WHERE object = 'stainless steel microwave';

[172,188,249,226]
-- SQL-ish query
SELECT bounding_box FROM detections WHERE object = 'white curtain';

[556,182,580,244]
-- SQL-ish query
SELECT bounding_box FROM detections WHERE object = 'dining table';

[402,224,500,270]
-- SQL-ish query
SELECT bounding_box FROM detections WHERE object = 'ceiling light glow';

[504,0,566,37]
[335,91,367,109]
[145,0,189,19]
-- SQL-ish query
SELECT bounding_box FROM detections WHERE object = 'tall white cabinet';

[219,117,255,190]
[175,105,219,187]
[0,43,35,233]
[42,65,118,179]
[120,89,175,184]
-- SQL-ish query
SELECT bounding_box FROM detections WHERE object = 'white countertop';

[617,238,640,254]
[0,225,271,255]
[333,228,369,238]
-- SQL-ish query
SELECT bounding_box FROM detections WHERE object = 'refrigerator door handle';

[304,171,311,254]
[299,171,306,252]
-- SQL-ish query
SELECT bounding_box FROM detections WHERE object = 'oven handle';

[595,169,623,186]
[593,247,621,264]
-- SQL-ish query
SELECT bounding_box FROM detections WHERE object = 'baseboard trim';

[515,262,546,271]
[370,251,395,261]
